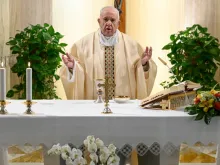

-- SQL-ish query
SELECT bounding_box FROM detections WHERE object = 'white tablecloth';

[0,100,220,165]
[0,100,219,147]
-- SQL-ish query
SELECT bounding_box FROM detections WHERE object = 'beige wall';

[52,0,114,51]
[126,0,185,94]
[126,0,220,94]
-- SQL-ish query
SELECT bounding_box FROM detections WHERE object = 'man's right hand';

[62,53,75,69]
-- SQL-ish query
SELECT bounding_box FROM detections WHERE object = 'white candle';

[0,62,6,101]
[26,62,32,101]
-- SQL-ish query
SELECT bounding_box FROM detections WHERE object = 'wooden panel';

[114,0,126,33]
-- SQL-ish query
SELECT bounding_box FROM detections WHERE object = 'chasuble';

[60,30,157,100]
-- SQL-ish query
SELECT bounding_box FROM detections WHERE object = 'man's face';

[98,8,120,37]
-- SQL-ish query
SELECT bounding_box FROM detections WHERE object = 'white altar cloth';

[0,100,220,165]
[0,100,219,147]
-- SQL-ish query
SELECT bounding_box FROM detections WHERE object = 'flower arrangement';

[48,136,120,165]
[185,89,220,124]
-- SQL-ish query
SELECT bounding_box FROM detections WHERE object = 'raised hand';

[142,46,152,65]
[62,53,75,69]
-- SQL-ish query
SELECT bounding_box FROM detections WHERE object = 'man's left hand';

[142,46,152,65]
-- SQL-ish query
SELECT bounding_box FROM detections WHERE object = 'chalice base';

[102,106,113,114]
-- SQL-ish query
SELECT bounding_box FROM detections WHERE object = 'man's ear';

[97,18,101,24]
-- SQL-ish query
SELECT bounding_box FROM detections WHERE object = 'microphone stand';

[158,57,191,106]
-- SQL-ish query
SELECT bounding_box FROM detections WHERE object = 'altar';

[0,100,219,165]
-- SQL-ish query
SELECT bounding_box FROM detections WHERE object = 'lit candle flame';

[28,62,31,67]
[1,62,3,68]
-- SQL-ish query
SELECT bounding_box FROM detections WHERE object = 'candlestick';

[26,62,32,101]
[0,62,6,101]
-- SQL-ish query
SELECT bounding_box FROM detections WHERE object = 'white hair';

[100,6,120,20]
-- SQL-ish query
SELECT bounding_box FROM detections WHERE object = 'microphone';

[158,57,190,106]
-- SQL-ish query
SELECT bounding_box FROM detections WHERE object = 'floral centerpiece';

[185,89,220,124]
[48,135,120,165]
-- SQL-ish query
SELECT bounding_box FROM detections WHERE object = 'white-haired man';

[60,6,157,100]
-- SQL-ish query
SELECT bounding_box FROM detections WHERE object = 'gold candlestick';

[98,76,116,114]
[0,100,10,114]
[23,101,37,114]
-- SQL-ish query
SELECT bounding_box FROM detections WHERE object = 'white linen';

[0,100,219,147]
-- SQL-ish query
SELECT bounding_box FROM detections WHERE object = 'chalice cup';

[94,79,104,103]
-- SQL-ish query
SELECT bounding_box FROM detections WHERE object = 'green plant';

[161,24,220,90]
[6,23,67,99]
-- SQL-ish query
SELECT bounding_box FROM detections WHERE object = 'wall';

[126,0,220,94]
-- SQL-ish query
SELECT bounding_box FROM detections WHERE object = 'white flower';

[71,148,83,159]
[95,138,104,148]
[61,144,71,153]
[83,139,88,147]
[107,155,120,165]
[87,136,95,142]
[48,143,61,155]
[100,146,110,155]
[108,144,116,154]
[84,136,95,147]
[89,153,98,163]
[61,152,69,160]
[65,157,73,165]
[73,157,86,165]
[88,143,97,153]
[90,161,96,165]
[99,153,109,164]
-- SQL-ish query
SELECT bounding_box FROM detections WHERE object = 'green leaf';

[11,46,20,52]
[188,110,197,115]
[30,55,42,61]
[170,34,175,41]
[48,25,55,35]
[54,75,60,81]
[195,113,204,120]
[6,40,17,45]
[59,43,68,47]
[6,90,15,98]
[162,44,172,50]
[208,48,219,56]
[12,84,24,91]
[44,23,49,27]
[204,114,212,125]
[43,32,51,40]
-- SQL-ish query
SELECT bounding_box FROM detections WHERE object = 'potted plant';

[6,23,67,99]
[161,24,220,90]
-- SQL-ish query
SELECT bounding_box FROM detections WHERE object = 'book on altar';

[179,142,218,165]
[140,81,201,110]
